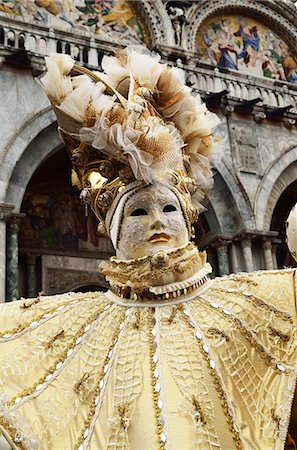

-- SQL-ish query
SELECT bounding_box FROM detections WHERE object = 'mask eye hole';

[130,208,148,216]
[163,204,177,213]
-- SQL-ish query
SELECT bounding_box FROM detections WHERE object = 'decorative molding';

[0,203,14,222]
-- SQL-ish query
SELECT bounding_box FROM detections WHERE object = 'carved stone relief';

[229,122,258,173]
[42,255,108,295]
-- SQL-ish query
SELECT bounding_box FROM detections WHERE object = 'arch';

[7,30,15,47]
[28,35,37,52]
[255,147,297,230]
[0,107,56,205]
[72,45,80,61]
[130,0,174,46]
[18,33,25,49]
[5,123,63,212]
[56,40,62,53]
[39,38,47,54]
[65,42,71,55]
[207,168,245,235]
[186,0,297,53]
[82,47,89,64]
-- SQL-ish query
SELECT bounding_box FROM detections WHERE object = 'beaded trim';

[106,279,213,308]
[182,306,245,450]
[74,308,128,450]
[211,287,293,323]
[148,308,169,449]
[199,295,294,374]
[0,295,100,341]
[0,416,28,450]
[5,304,112,408]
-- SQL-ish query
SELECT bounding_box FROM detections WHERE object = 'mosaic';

[197,15,297,83]
[0,0,150,45]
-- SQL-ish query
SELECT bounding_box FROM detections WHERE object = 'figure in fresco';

[282,49,297,84]
[234,23,260,67]
[261,50,286,80]
[217,35,239,70]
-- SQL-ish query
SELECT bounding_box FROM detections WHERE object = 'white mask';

[116,185,189,260]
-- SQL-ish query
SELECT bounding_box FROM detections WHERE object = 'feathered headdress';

[40,47,219,236]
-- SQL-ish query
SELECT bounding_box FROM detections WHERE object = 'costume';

[0,48,296,450]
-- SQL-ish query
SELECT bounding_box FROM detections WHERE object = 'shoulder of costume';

[0,291,108,332]
[210,268,297,318]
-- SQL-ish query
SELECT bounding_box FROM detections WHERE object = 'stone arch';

[2,122,62,212]
[207,167,246,235]
[214,159,255,231]
[255,147,297,231]
[130,0,174,47]
[186,0,297,53]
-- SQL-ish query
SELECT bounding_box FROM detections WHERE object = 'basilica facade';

[0,0,297,302]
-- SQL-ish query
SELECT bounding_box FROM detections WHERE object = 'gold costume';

[1,48,297,449]
[0,251,296,449]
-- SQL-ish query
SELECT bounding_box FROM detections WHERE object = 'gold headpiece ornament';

[40,47,219,237]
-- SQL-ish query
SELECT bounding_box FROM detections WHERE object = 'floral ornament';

[40,47,219,235]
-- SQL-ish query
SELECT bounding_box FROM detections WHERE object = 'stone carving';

[229,122,258,173]
[167,3,185,46]
[44,268,107,295]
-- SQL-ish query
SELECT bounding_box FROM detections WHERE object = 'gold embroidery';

[148,308,167,450]
[182,310,244,450]
[43,330,65,350]
[74,310,126,450]
[5,308,107,407]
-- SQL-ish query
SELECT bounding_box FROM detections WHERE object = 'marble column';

[27,253,38,298]
[262,238,274,270]
[213,239,231,276]
[0,203,15,303]
[6,213,25,302]
[241,235,254,272]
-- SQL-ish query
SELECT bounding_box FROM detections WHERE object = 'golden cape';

[0,269,296,450]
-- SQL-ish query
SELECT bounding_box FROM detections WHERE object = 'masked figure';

[0,48,296,450]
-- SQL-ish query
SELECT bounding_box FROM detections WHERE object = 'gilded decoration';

[196,14,297,83]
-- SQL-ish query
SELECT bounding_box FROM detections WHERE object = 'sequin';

[276,364,285,372]
[203,344,209,353]
[157,399,163,409]
[196,331,202,340]
[56,362,63,370]
[161,432,167,443]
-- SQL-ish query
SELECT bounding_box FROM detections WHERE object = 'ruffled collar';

[100,243,212,305]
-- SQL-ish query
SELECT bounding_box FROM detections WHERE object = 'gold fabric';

[0,269,296,450]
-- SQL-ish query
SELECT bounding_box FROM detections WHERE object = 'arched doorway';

[19,147,113,298]
[271,180,297,269]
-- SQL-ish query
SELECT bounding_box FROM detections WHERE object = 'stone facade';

[0,0,297,301]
